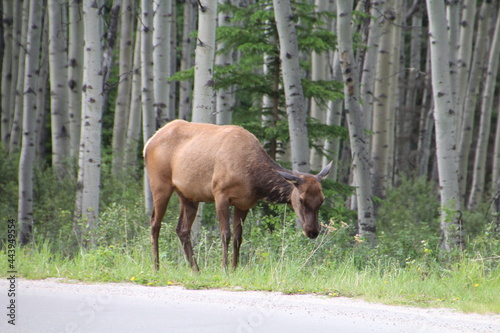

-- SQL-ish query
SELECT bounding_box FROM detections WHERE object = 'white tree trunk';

[215,0,233,125]
[8,0,29,153]
[112,0,134,175]
[178,0,197,120]
[124,23,142,169]
[1,1,14,147]
[458,1,491,200]
[336,0,376,245]
[35,23,50,161]
[18,0,44,245]
[192,0,218,124]
[273,0,310,172]
[467,12,500,210]
[168,2,177,120]
[322,51,343,181]
[446,0,460,115]
[309,0,328,171]
[426,0,463,251]
[360,0,383,133]
[153,0,173,125]
[370,0,399,198]
[456,0,476,124]
[75,0,104,241]
[491,102,500,194]
[48,0,70,176]
[141,0,156,214]
[68,0,84,158]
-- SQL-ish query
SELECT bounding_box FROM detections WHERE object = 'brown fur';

[144,119,332,270]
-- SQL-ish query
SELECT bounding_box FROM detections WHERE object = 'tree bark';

[273,0,310,172]
[446,0,460,114]
[153,0,173,125]
[458,1,491,201]
[8,0,29,154]
[370,0,397,198]
[322,51,343,181]
[35,22,50,162]
[48,0,70,177]
[178,0,197,120]
[336,0,376,246]
[68,0,84,158]
[1,1,14,148]
[141,0,156,214]
[456,0,476,128]
[18,0,44,245]
[192,0,217,124]
[309,0,328,171]
[124,23,142,169]
[467,11,500,210]
[360,0,383,134]
[215,0,234,125]
[75,0,104,243]
[426,0,463,251]
[112,0,134,176]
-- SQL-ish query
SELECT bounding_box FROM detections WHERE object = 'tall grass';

[2,203,499,314]
[0,158,499,314]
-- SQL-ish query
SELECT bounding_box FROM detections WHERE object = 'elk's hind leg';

[150,184,174,271]
[176,194,200,271]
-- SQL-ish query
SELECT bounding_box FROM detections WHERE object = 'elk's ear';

[277,171,303,185]
[316,161,333,181]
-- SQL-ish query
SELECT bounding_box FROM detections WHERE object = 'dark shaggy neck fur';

[250,160,294,204]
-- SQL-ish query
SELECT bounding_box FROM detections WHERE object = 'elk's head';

[277,162,332,239]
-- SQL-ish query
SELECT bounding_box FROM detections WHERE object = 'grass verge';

[2,238,499,315]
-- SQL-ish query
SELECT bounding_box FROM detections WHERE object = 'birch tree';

[426,0,463,251]
[370,0,399,198]
[467,11,500,210]
[112,0,134,175]
[273,0,310,172]
[456,0,476,124]
[124,23,142,169]
[215,0,234,125]
[191,0,218,124]
[1,1,13,147]
[153,0,173,125]
[491,102,500,197]
[360,0,383,133]
[458,1,491,199]
[75,0,104,241]
[8,0,29,153]
[189,0,218,238]
[142,0,155,213]
[178,0,197,120]
[309,0,328,171]
[36,24,50,161]
[19,0,44,245]
[336,0,376,245]
[68,0,84,157]
[48,0,70,176]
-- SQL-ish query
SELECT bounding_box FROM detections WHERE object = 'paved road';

[1,279,499,332]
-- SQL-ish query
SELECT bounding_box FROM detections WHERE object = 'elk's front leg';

[215,198,231,269]
[233,208,248,269]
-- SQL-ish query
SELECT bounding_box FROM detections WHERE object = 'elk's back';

[144,120,266,206]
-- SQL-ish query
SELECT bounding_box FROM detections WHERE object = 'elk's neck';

[252,163,294,204]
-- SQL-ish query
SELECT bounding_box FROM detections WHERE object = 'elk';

[144,119,332,271]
